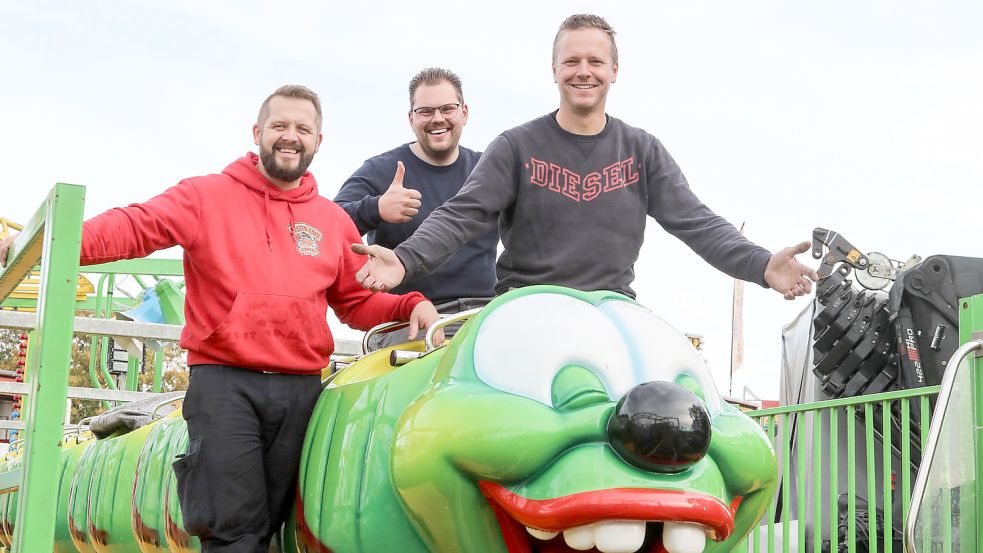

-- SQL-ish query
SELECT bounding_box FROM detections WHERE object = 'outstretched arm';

[764,241,819,300]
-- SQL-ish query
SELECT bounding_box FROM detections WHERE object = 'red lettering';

[530,157,549,187]
[582,172,601,202]
[622,157,639,186]
[561,169,581,202]
[528,155,638,202]
[548,163,562,192]
[603,160,624,192]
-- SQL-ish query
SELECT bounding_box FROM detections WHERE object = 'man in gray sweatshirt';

[353,14,818,302]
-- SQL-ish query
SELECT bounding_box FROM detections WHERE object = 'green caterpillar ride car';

[0,285,777,553]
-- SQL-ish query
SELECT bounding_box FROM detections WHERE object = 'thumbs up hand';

[378,161,423,224]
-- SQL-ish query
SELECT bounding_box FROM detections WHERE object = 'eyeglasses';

[411,103,461,120]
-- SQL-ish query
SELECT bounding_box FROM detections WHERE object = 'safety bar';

[424,307,482,350]
[384,308,484,366]
[903,336,983,552]
[361,319,410,354]
[363,306,485,356]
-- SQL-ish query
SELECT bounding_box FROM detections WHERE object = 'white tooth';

[662,522,707,553]
[562,523,596,550]
[593,520,647,553]
[525,527,558,541]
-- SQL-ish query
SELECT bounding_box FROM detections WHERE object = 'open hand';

[764,241,820,300]
[352,243,407,292]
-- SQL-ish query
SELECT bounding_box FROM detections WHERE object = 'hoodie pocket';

[199,293,332,370]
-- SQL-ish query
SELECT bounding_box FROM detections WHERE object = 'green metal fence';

[0,183,85,552]
[738,386,940,553]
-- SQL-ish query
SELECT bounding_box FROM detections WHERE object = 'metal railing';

[0,183,85,552]
[903,335,983,553]
[739,386,940,552]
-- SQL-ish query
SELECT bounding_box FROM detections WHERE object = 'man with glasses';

[353,15,817,306]
[335,68,497,346]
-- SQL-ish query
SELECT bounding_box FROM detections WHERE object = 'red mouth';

[479,482,739,553]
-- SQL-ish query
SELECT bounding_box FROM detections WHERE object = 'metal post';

[10,183,85,552]
[961,296,983,550]
[152,349,164,393]
[126,354,140,391]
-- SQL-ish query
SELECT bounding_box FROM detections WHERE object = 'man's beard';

[260,139,315,183]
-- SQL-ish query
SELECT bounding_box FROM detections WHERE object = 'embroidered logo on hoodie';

[289,222,323,256]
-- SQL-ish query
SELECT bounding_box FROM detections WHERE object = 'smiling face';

[552,28,618,117]
[292,286,777,553]
[252,95,322,189]
[395,288,777,553]
[408,80,468,165]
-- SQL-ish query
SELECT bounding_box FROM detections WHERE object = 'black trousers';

[173,364,322,552]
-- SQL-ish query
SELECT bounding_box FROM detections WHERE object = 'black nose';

[607,381,712,473]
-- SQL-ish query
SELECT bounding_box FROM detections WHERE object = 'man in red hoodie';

[1,85,439,552]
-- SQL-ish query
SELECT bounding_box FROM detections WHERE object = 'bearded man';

[0,84,440,552]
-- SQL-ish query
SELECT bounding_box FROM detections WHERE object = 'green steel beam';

[126,354,140,391]
[1,295,141,311]
[152,350,164,393]
[84,258,183,276]
[749,386,940,418]
[0,191,49,301]
[961,294,983,551]
[13,183,85,552]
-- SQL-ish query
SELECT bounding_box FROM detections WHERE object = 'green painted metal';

[153,350,164,393]
[963,294,983,551]
[901,399,911,519]
[86,258,184,276]
[847,404,856,553]
[780,414,789,553]
[864,403,877,553]
[126,355,140,391]
[828,408,838,553]
[881,400,892,553]
[766,416,776,552]
[155,278,186,324]
[0,295,139,311]
[11,183,85,552]
[747,388,940,553]
[920,394,931,552]
[100,274,119,390]
[752,386,942,416]
[812,411,821,553]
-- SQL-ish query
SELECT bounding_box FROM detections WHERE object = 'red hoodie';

[80,153,426,374]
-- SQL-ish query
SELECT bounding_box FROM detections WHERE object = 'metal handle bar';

[424,308,483,350]
[904,336,983,552]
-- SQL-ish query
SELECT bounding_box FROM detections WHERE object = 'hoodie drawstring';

[264,186,273,251]
[287,203,297,242]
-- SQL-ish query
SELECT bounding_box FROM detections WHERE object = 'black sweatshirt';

[334,144,497,302]
[395,113,771,298]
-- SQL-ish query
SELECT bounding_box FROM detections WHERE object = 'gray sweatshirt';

[395,111,771,298]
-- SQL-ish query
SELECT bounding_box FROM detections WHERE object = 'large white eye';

[599,300,722,415]
[473,294,634,407]
[471,293,721,414]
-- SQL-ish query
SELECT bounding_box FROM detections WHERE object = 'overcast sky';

[3,2,980,399]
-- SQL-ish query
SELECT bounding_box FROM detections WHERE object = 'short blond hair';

[552,14,618,65]
[257,84,323,129]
